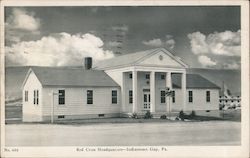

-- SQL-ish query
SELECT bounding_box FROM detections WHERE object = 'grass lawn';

[5,121,240,146]
[4,105,241,146]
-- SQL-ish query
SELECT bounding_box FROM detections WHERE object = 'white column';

[121,72,126,112]
[132,70,138,113]
[182,72,187,111]
[166,72,172,113]
[150,71,156,113]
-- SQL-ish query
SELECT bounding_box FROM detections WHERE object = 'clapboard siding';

[42,87,121,116]
[22,71,43,122]
[185,89,219,111]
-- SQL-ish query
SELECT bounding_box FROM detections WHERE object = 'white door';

[143,92,150,110]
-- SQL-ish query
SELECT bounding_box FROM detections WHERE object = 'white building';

[22,48,220,122]
[219,95,241,110]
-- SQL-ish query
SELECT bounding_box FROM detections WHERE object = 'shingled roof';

[23,67,119,87]
[172,73,220,89]
[23,67,219,89]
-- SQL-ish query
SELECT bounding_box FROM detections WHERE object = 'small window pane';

[145,74,150,79]
[36,90,39,105]
[161,74,165,80]
[129,74,132,79]
[160,91,165,103]
[25,91,28,102]
[112,90,117,104]
[59,90,65,105]
[188,91,193,103]
[144,94,147,102]
[87,90,93,104]
[33,90,36,104]
[129,90,133,103]
[172,91,175,103]
[206,91,210,102]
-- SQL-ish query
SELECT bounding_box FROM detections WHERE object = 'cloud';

[166,35,173,39]
[142,38,162,47]
[224,61,240,69]
[5,33,114,66]
[5,8,41,44]
[198,55,216,67]
[111,25,129,32]
[6,8,40,31]
[165,39,175,50]
[187,32,209,55]
[187,30,241,56]
[107,41,122,47]
[142,35,176,49]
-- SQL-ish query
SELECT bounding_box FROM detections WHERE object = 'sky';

[4,6,241,69]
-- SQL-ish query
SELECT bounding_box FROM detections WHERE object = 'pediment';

[136,49,187,68]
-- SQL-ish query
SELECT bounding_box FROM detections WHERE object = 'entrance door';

[143,92,151,110]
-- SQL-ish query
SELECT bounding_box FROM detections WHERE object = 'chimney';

[84,57,92,70]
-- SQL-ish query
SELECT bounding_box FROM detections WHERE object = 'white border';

[0,1,249,157]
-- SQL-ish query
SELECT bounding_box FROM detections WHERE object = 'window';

[58,90,65,105]
[129,73,132,79]
[24,91,28,102]
[112,90,118,104]
[129,90,133,103]
[145,74,150,79]
[58,115,65,119]
[188,91,193,103]
[87,90,93,104]
[36,90,39,105]
[33,90,39,105]
[160,90,165,103]
[161,74,165,80]
[172,91,175,103]
[98,114,105,117]
[206,91,210,102]
[33,90,36,104]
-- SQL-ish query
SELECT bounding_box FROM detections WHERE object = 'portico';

[96,48,189,115]
[121,66,187,114]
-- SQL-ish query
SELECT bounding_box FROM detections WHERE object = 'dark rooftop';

[172,73,220,89]
[28,67,119,87]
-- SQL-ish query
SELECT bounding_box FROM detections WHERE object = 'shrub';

[190,110,196,118]
[131,113,138,119]
[160,115,167,119]
[179,110,185,121]
[175,117,180,121]
[144,111,153,119]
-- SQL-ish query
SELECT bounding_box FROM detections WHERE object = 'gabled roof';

[172,74,220,89]
[94,48,188,69]
[22,67,219,89]
[22,67,119,87]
